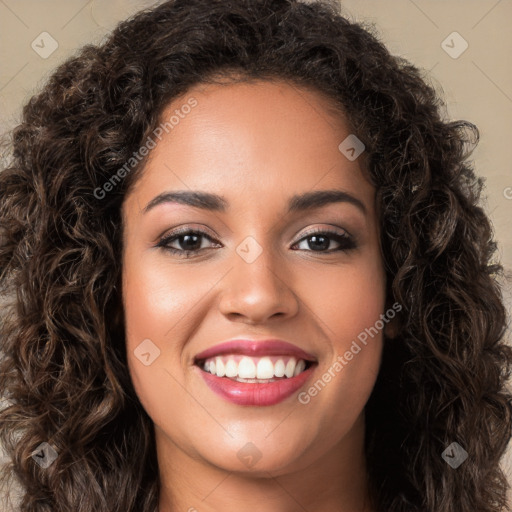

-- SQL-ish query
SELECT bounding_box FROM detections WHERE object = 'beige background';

[0,0,511,509]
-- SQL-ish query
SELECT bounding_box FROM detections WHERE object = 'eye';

[156,226,356,258]
[156,228,221,257]
[292,228,356,253]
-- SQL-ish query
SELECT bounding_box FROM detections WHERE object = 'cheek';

[121,252,192,413]
[122,249,218,357]
[296,252,386,419]
[304,251,386,346]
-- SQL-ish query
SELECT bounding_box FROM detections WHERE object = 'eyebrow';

[143,189,367,215]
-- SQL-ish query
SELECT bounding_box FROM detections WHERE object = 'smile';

[193,338,318,406]
[195,356,317,406]
[200,355,312,380]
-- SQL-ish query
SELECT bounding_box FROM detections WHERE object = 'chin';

[194,434,314,475]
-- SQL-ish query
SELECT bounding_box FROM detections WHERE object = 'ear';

[383,315,400,339]
[382,298,402,339]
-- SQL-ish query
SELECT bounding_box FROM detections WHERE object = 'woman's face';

[121,79,388,476]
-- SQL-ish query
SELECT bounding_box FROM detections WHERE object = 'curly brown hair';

[1,0,511,511]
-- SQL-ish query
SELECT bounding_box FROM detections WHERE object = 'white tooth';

[225,359,238,378]
[256,357,274,379]
[293,359,306,376]
[209,360,216,375]
[284,357,297,378]
[215,357,225,377]
[274,359,285,377]
[238,356,256,378]
[204,361,210,372]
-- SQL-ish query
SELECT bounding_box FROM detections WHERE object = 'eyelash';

[156,227,357,258]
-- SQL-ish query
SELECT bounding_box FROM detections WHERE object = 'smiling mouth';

[195,355,317,406]
[195,354,316,383]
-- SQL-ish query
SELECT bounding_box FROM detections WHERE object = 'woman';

[1,0,511,511]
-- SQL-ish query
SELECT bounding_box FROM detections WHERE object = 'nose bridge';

[218,234,298,322]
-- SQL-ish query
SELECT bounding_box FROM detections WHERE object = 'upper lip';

[194,339,317,363]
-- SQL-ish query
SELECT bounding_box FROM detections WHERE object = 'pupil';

[309,235,328,251]
[181,234,200,250]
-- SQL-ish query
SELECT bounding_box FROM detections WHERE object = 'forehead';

[126,79,373,214]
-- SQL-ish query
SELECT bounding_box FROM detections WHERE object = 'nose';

[218,241,300,324]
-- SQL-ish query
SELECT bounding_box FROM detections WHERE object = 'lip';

[193,339,317,363]
[193,338,317,406]
[196,364,316,406]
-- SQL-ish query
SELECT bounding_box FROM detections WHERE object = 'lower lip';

[196,365,316,406]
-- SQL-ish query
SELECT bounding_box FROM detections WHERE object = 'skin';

[121,78,394,512]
